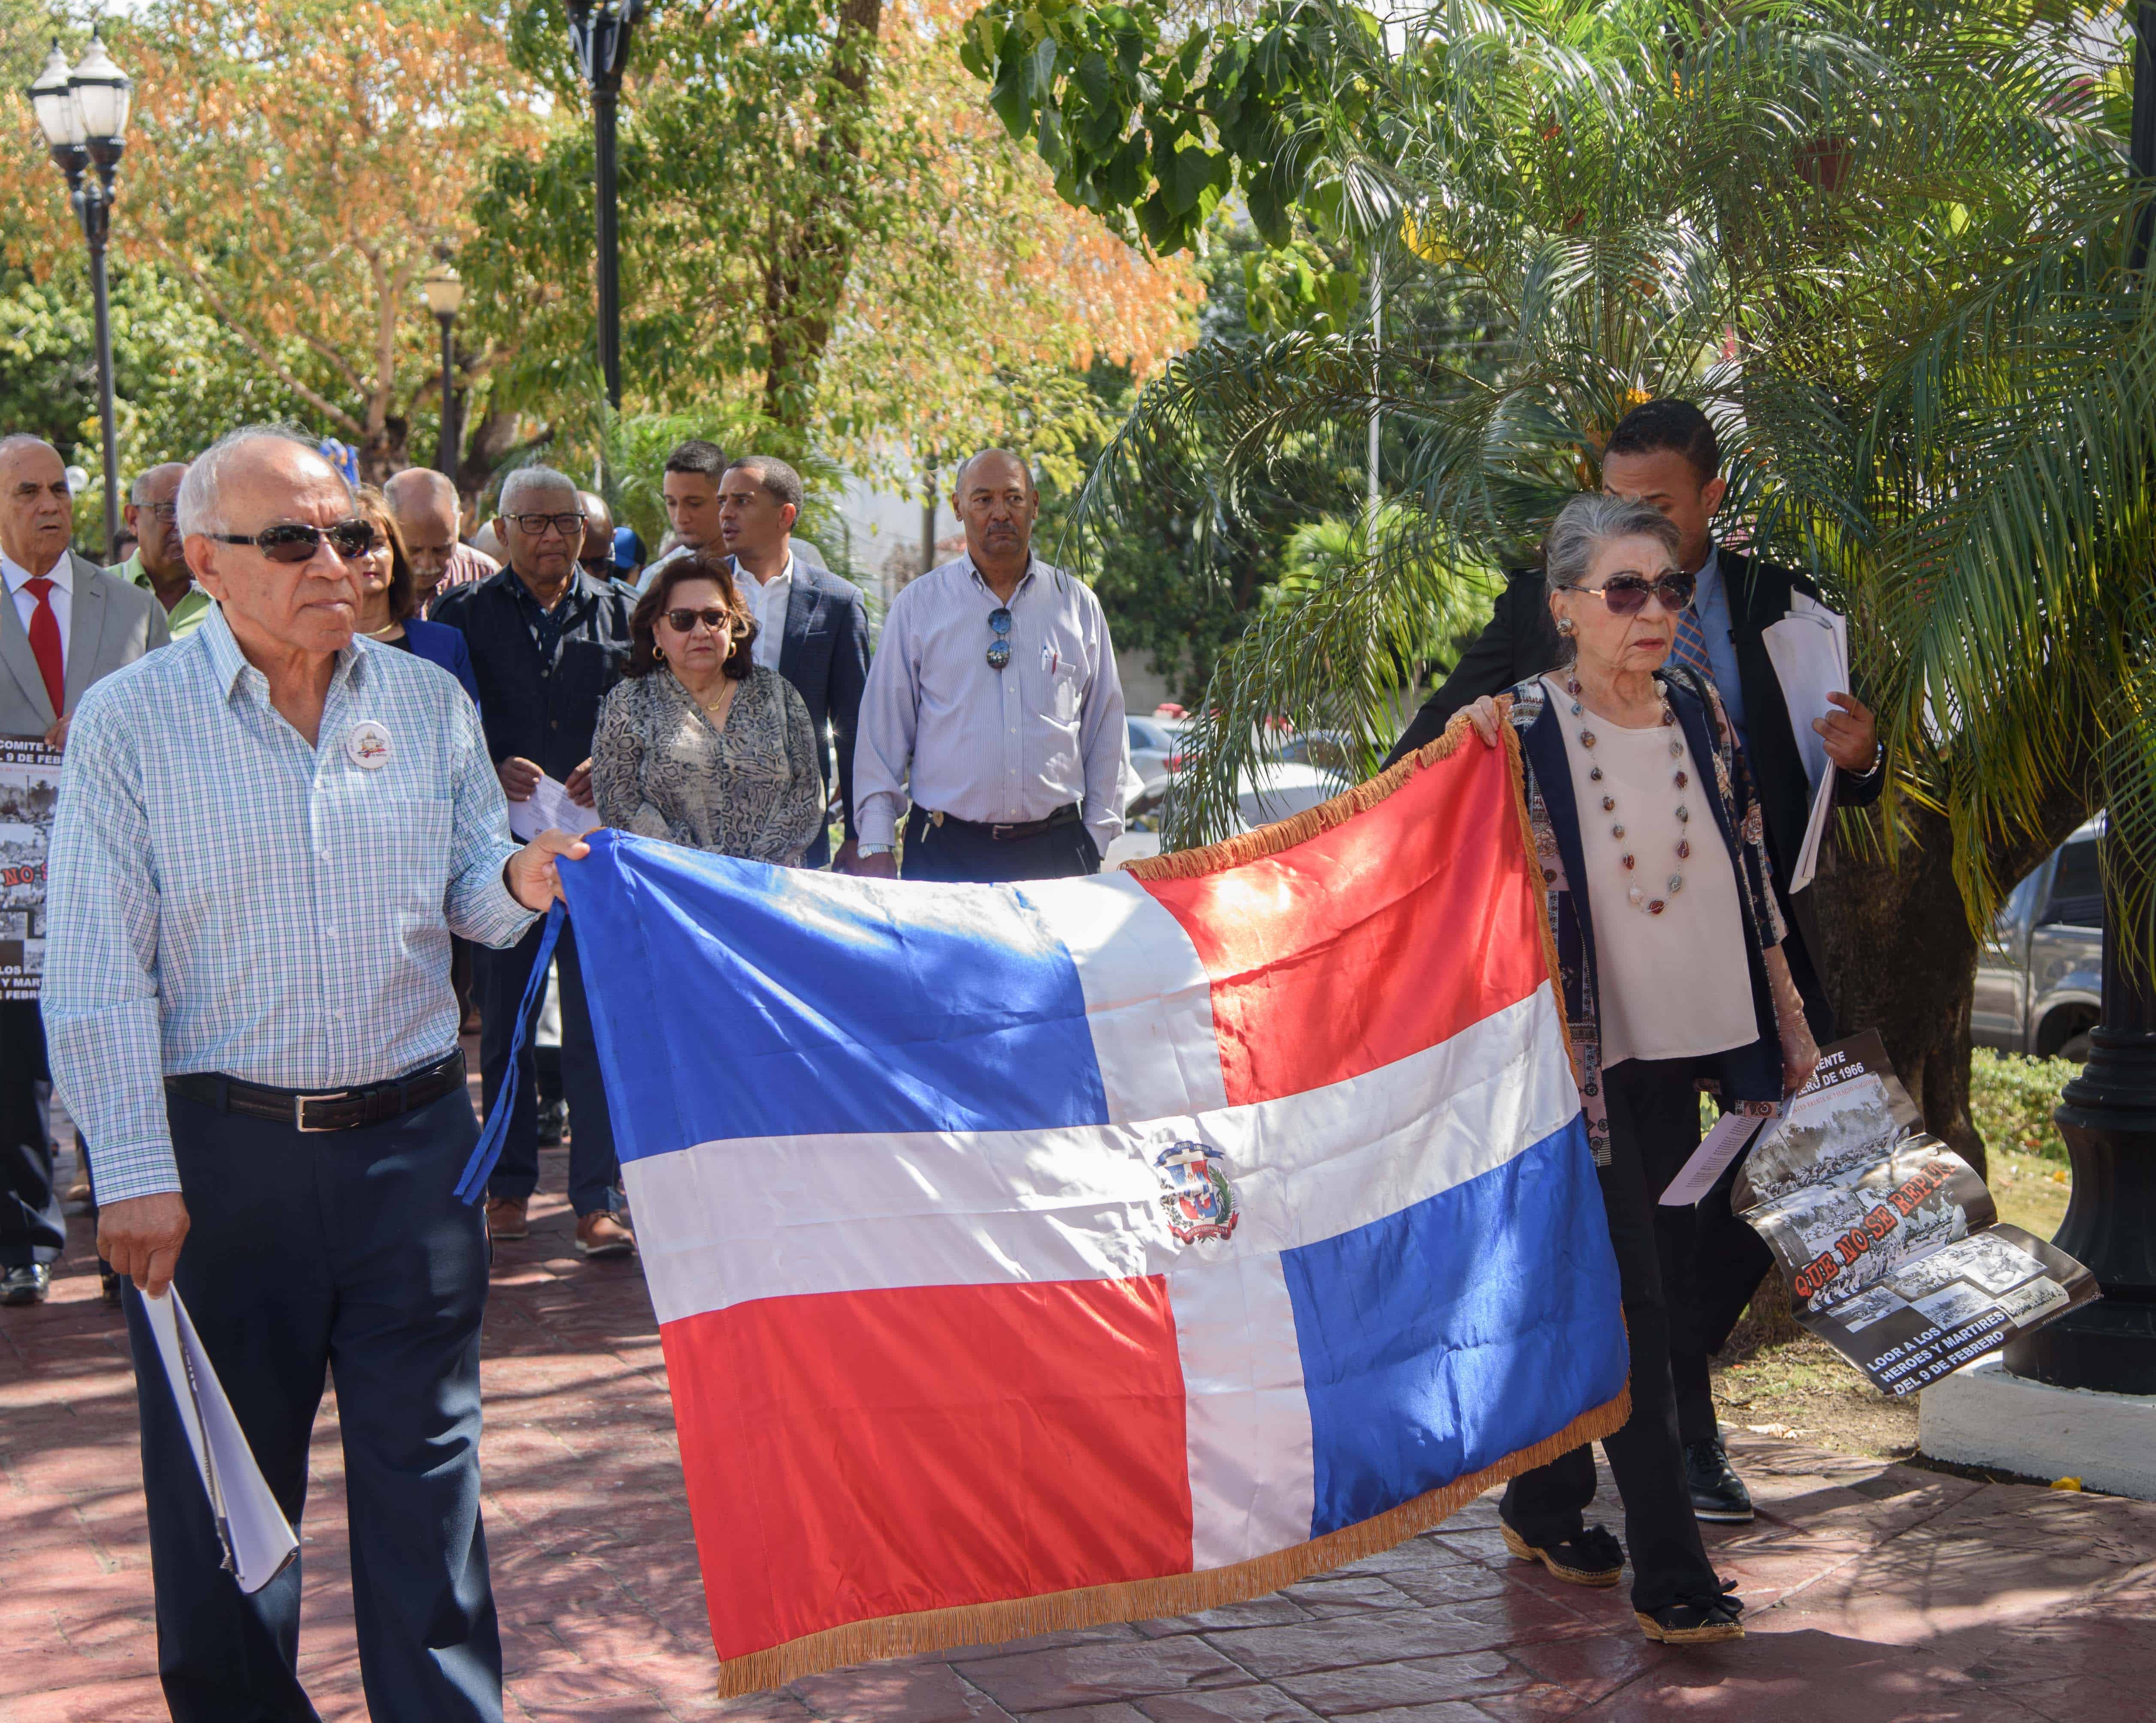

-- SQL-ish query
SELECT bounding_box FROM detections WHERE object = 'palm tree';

[977,0,2154,1168]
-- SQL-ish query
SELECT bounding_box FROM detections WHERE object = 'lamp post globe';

[22,30,132,562]
[421,261,466,481]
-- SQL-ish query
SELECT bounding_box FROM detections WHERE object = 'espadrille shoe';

[1500,1519,1625,1588]
[1635,1591,1745,1645]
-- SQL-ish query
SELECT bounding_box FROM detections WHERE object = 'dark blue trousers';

[475,916,619,1216]
[0,999,65,1267]
[124,1086,501,1723]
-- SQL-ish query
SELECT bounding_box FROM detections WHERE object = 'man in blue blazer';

[716,456,872,870]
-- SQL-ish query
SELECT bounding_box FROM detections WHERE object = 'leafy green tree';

[972,0,2154,1170]
[469,0,1197,486]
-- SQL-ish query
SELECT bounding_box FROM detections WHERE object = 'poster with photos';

[0,737,61,1002]
[1735,1031,2098,1396]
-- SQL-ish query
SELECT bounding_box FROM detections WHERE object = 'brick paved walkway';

[7,1137,2156,1723]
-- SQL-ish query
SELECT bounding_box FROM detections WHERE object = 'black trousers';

[1501,1057,1724,1615]
[125,1085,500,1723]
[475,918,618,1216]
[1675,1151,1775,1444]
[0,998,64,1268]
[900,806,1100,885]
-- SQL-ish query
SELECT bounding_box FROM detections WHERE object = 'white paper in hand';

[142,1288,300,1594]
[506,773,603,843]
[1659,1106,1784,1207]
[1761,599,1850,894]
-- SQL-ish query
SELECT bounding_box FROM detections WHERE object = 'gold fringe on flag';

[714,709,1623,1697]
[717,1386,1631,1697]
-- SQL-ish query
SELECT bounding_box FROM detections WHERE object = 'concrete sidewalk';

[6,1143,2155,1723]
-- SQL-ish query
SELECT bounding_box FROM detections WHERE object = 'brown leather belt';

[166,1051,466,1134]
[924,802,1082,842]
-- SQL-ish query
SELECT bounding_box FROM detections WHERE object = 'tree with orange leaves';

[5,0,550,482]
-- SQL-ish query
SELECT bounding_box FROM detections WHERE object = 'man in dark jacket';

[1387,399,1883,1523]
[716,455,871,868]
[430,466,635,1261]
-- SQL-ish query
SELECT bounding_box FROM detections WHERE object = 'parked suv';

[1971,817,2104,1061]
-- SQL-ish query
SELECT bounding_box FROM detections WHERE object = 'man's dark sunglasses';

[985,606,1012,671]
[1562,571,1696,616]
[578,555,615,577]
[207,520,375,564]
[663,607,732,634]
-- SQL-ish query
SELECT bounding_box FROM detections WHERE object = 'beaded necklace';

[1564,674,1693,916]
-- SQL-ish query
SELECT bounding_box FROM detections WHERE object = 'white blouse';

[1542,676,1754,1069]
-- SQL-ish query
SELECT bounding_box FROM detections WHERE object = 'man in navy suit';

[717,456,871,869]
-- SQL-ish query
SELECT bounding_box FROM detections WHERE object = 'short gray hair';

[1542,493,1680,661]
[128,461,188,505]
[176,426,345,538]
[382,466,457,516]
[497,465,578,516]
[0,433,58,464]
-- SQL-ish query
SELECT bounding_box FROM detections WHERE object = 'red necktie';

[23,576,64,717]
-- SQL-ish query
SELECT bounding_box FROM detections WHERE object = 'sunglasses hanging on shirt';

[985,606,1012,671]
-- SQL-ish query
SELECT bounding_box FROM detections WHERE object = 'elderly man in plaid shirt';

[42,426,586,1723]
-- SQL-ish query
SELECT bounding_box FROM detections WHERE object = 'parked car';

[1126,714,1185,800]
[1971,816,2104,1061]
[1102,758,1351,871]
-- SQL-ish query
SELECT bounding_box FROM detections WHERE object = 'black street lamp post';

[422,260,466,481]
[2002,2,2156,1396]
[565,0,641,410]
[25,33,132,562]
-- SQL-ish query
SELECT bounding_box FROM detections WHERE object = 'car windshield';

[2045,840,2105,928]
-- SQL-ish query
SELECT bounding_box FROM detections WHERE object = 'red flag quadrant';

[563,724,1630,1693]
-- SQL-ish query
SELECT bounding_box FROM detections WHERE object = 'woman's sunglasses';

[663,607,733,635]
[206,520,377,564]
[1562,571,1696,616]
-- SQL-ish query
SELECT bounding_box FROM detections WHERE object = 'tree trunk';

[1813,805,1985,1175]
[1814,777,2100,1185]
[757,0,884,426]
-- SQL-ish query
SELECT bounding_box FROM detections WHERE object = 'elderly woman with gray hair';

[1459,492,1819,1647]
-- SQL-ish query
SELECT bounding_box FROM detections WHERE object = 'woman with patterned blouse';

[1454,494,1818,1650]
[590,552,827,863]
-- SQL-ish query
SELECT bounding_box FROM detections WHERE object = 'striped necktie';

[1669,603,1717,685]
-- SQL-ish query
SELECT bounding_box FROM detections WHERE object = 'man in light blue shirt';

[43,426,585,1723]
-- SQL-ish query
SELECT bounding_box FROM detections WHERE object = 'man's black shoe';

[536,1099,568,1147]
[1500,1519,1625,1587]
[1685,1437,1754,1523]
[0,1264,51,1306]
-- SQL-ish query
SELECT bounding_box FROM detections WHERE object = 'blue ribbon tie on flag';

[454,900,565,1204]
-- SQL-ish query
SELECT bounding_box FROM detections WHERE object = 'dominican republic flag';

[564,727,1629,1694]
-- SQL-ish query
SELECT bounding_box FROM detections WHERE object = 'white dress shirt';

[731,551,793,671]
[853,554,1129,855]
[4,550,73,662]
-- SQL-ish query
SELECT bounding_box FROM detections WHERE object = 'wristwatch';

[858,843,893,857]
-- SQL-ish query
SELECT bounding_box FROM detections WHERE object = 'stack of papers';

[1761,594,1850,893]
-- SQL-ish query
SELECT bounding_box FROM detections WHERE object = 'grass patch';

[1969,1048,2077,1165]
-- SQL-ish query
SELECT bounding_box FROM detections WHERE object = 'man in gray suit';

[1,433,170,1304]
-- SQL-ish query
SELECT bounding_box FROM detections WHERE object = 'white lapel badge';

[346,719,392,770]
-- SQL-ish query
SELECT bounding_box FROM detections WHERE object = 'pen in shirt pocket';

[1040,642,1060,677]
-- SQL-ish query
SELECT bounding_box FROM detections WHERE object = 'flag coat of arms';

[564,723,1629,1693]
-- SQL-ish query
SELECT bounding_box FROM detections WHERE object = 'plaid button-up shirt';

[41,604,537,1204]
